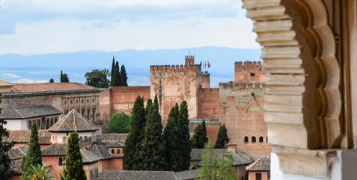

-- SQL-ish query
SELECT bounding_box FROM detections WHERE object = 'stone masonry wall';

[235,61,265,83]
[150,65,201,120]
[219,82,270,158]
[110,86,150,116]
[99,89,111,120]
[198,88,219,120]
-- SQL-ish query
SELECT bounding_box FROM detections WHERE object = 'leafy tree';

[112,61,121,86]
[141,105,167,170]
[198,141,218,180]
[217,153,237,180]
[120,64,128,86]
[107,113,131,133]
[154,94,159,112]
[0,113,16,179]
[21,123,42,179]
[25,164,54,180]
[191,120,208,148]
[163,104,183,171]
[215,124,229,149]
[110,56,115,86]
[49,78,54,83]
[60,131,86,180]
[178,101,191,170]
[84,69,110,88]
[124,96,146,170]
[60,70,69,82]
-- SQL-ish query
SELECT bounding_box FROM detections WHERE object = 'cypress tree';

[215,124,229,148]
[141,105,167,170]
[163,104,183,171]
[191,120,208,148]
[0,115,15,179]
[114,61,121,86]
[60,70,64,82]
[146,99,153,115]
[111,57,115,86]
[120,64,128,86]
[60,131,86,180]
[21,123,42,178]
[178,101,191,170]
[124,96,146,170]
[154,94,159,112]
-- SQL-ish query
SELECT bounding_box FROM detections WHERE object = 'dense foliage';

[85,69,110,88]
[60,132,86,180]
[0,114,15,179]
[124,97,146,170]
[178,101,191,170]
[215,124,229,148]
[49,78,54,83]
[120,65,128,86]
[153,94,159,111]
[60,70,69,82]
[191,120,208,148]
[107,113,131,133]
[25,164,54,180]
[21,123,42,179]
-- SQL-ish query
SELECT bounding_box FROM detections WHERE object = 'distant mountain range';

[0,46,261,87]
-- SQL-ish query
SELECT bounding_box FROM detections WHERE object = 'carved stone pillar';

[242,0,356,178]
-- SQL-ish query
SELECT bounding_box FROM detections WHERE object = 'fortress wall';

[235,61,265,82]
[198,88,219,120]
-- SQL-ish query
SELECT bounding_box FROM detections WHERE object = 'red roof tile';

[11,82,94,93]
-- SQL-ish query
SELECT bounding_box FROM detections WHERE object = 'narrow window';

[63,136,66,143]
[250,73,255,77]
[111,149,114,154]
[256,173,262,180]
[79,136,83,141]
[252,136,256,143]
[259,136,264,143]
[117,149,120,154]
[59,157,63,166]
[244,136,249,143]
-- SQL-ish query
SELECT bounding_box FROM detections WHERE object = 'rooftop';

[246,156,270,171]
[98,170,200,180]
[48,109,99,132]
[0,80,13,87]
[11,82,95,93]
[0,105,61,119]
[3,130,51,144]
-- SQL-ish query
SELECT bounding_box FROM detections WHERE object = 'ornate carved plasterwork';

[242,0,343,177]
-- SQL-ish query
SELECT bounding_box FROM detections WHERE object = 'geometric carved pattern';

[243,0,342,177]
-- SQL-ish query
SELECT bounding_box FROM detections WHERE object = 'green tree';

[178,101,191,170]
[60,70,69,82]
[191,120,208,148]
[60,131,86,180]
[113,61,121,86]
[198,141,218,180]
[108,113,131,133]
[120,64,128,86]
[217,153,237,180]
[215,124,229,148]
[84,69,110,88]
[25,164,54,180]
[124,96,146,170]
[141,105,167,170]
[154,94,159,111]
[0,116,16,179]
[146,99,153,115]
[163,104,183,171]
[49,78,54,83]
[110,56,115,86]
[21,123,42,179]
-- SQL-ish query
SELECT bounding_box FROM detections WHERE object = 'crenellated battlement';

[219,81,266,91]
[150,64,201,73]
[235,61,263,72]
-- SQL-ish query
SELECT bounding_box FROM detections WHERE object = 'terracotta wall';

[235,61,265,83]
[248,171,269,180]
[201,73,210,89]
[99,89,111,120]
[42,156,65,180]
[206,124,220,145]
[150,65,201,120]
[198,88,219,120]
[110,86,150,116]
[236,165,248,180]
[219,82,270,158]
[98,158,123,173]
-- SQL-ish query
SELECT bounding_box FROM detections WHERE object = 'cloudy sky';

[0,0,259,55]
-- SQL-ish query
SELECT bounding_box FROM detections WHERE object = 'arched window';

[84,136,87,139]
[59,157,63,165]
[252,136,256,143]
[63,136,67,143]
[111,149,115,154]
[259,136,264,143]
[244,136,249,143]
[79,136,83,141]
[117,149,120,154]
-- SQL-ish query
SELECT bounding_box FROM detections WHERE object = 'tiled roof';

[48,109,99,132]
[190,149,227,161]
[10,159,23,174]
[8,147,27,160]
[95,134,127,147]
[3,130,51,144]
[11,82,95,93]
[0,105,61,119]
[246,156,270,171]
[41,143,67,156]
[98,171,177,180]
[174,169,200,180]
[191,149,253,167]
[0,80,12,86]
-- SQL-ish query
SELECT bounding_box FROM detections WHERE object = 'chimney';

[226,143,237,153]
[85,143,90,150]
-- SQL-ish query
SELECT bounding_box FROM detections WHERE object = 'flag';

[200,61,202,66]
[208,61,211,68]
[205,61,207,68]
